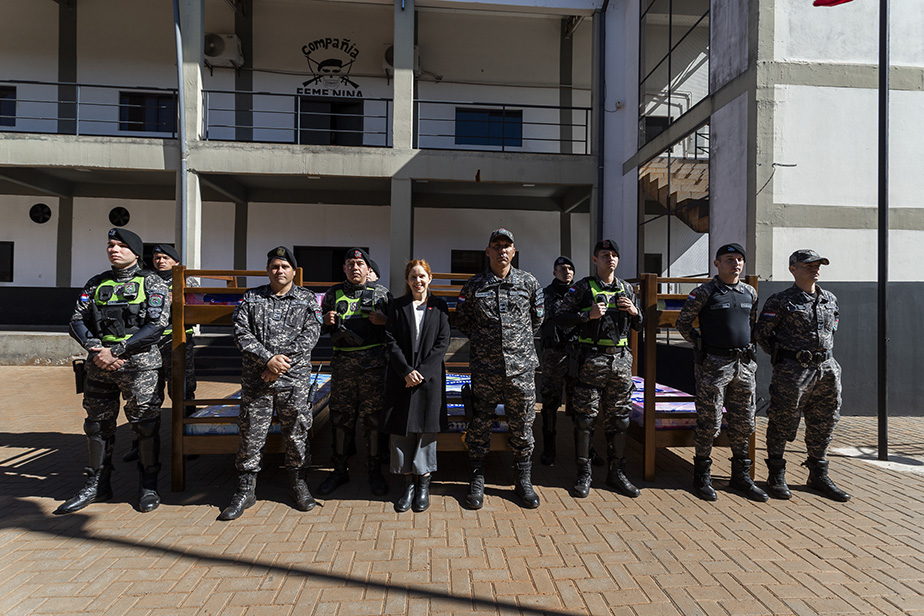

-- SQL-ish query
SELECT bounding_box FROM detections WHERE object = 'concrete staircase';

[639,157,709,233]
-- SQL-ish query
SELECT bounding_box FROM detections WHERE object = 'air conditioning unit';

[205,33,243,68]
[383,44,420,75]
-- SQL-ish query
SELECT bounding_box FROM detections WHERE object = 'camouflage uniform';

[319,280,392,480]
[754,285,841,460]
[232,284,322,472]
[554,275,642,497]
[675,278,759,459]
[60,260,170,514]
[538,279,577,461]
[456,267,544,462]
[156,273,199,403]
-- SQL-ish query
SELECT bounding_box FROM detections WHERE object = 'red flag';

[813,0,854,6]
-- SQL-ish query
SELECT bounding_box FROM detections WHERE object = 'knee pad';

[132,418,160,438]
[611,416,630,434]
[575,414,595,432]
[83,419,103,438]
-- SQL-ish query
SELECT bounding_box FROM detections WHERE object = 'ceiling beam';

[560,186,590,213]
[414,193,560,212]
[246,187,390,206]
[200,175,249,204]
[0,168,73,199]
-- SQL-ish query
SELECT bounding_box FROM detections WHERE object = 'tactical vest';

[577,278,629,347]
[698,283,753,350]
[94,275,148,343]
[332,285,385,352]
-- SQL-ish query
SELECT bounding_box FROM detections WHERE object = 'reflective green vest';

[332,286,385,352]
[577,279,629,347]
[94,275,147,343]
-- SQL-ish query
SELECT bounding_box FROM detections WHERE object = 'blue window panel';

[0,87,15,127]
[455,108,522,147]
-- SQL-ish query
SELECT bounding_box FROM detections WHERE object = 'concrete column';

[389,177,413,289]
[392,0,415,149]
[177,0,205,268]
[559,18,574,155]
[235,0,254,142]
[56,197,73,287]
[57,2,77,135]
[234,201,248,270]
[560,211,572,259]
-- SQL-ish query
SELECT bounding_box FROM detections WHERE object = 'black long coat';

[381,294,451,436]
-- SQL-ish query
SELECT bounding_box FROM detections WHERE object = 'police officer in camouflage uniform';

[317,248,393,497]
[555,239,642,499]
[219,247,323,521]
[754,249,850,502]
[538,256,577,466]
[676,243,768,502]
[456,228,544,510]
[123,244,199,463]
[56,228,170,515]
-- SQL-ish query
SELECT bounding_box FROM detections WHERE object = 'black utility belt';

[703,345,752,358]
[779,349,832,364]
[582,345,628,355]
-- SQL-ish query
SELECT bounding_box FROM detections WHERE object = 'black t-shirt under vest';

[699,284,753,350]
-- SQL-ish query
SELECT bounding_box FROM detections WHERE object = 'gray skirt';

[390,432,438,475]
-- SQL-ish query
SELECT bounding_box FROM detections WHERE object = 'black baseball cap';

[715,243,746,261]
[108,228,143,258]
[554,256,574,269]
[593,239,619,256]
[151,244,181,263]
[267,246,297,268]
[488,228,515,243]
[789,249,830,266]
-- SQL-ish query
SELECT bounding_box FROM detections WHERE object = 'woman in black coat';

[382,259,451,513]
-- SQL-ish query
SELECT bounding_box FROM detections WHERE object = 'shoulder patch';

[80,293,90,302]
[761,311,777,319]
[457,295,466,303]
[567,287,577,294]
[687,293,696,301]
[149,294,165,307]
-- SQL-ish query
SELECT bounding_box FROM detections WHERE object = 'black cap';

[489,228,515,243]
[554,256,574,270]
[593,239,619,256]
[267,246,297,268]
[367,258,381,278]
[108,228,143,258]
[789,249,830,266]
[344,247,370,265]
[715,243,746,261]
[151,244,181,264]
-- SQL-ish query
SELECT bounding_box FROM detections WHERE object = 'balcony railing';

[0,80,178,138]
[204,90,392,147]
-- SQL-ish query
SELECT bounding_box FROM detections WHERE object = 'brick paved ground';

[1,365,923,615]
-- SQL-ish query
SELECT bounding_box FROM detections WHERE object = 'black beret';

[593,239,619,256]
[715,243,746,261]
[367,258,381,278]
[344,247,371,265]
[151,244,180,263]
[267,246,297,268]
[108,228,143,258]
[554,256,574,269]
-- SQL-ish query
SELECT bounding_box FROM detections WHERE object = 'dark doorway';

[297,98,364,146]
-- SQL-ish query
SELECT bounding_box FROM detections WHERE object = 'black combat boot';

[605,430,640,497]
[729,457,769,502]
[804,457,851,502]
[54,434,114,515]
[367,431,389,496]
[573,418,593,498]
[765,457,792,500]
[513,461,540,509]
[465,461,485,510]
[692,456,717,501]
[218,472,257,521]
[288,469,316,512]
[318,458,350,496]
[395,475,415,513]
[412,474,431,513]
[135,421,162,513]
[574,458,593,498]
[318,427,352,496]
[540,402,558,466]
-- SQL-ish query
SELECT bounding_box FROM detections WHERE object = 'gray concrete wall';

[0,332,85,366]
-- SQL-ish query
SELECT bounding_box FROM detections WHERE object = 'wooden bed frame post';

[747,274,758,472]
[171,265,187,491]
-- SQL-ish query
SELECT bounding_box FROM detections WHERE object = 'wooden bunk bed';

[629,273,757,481]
